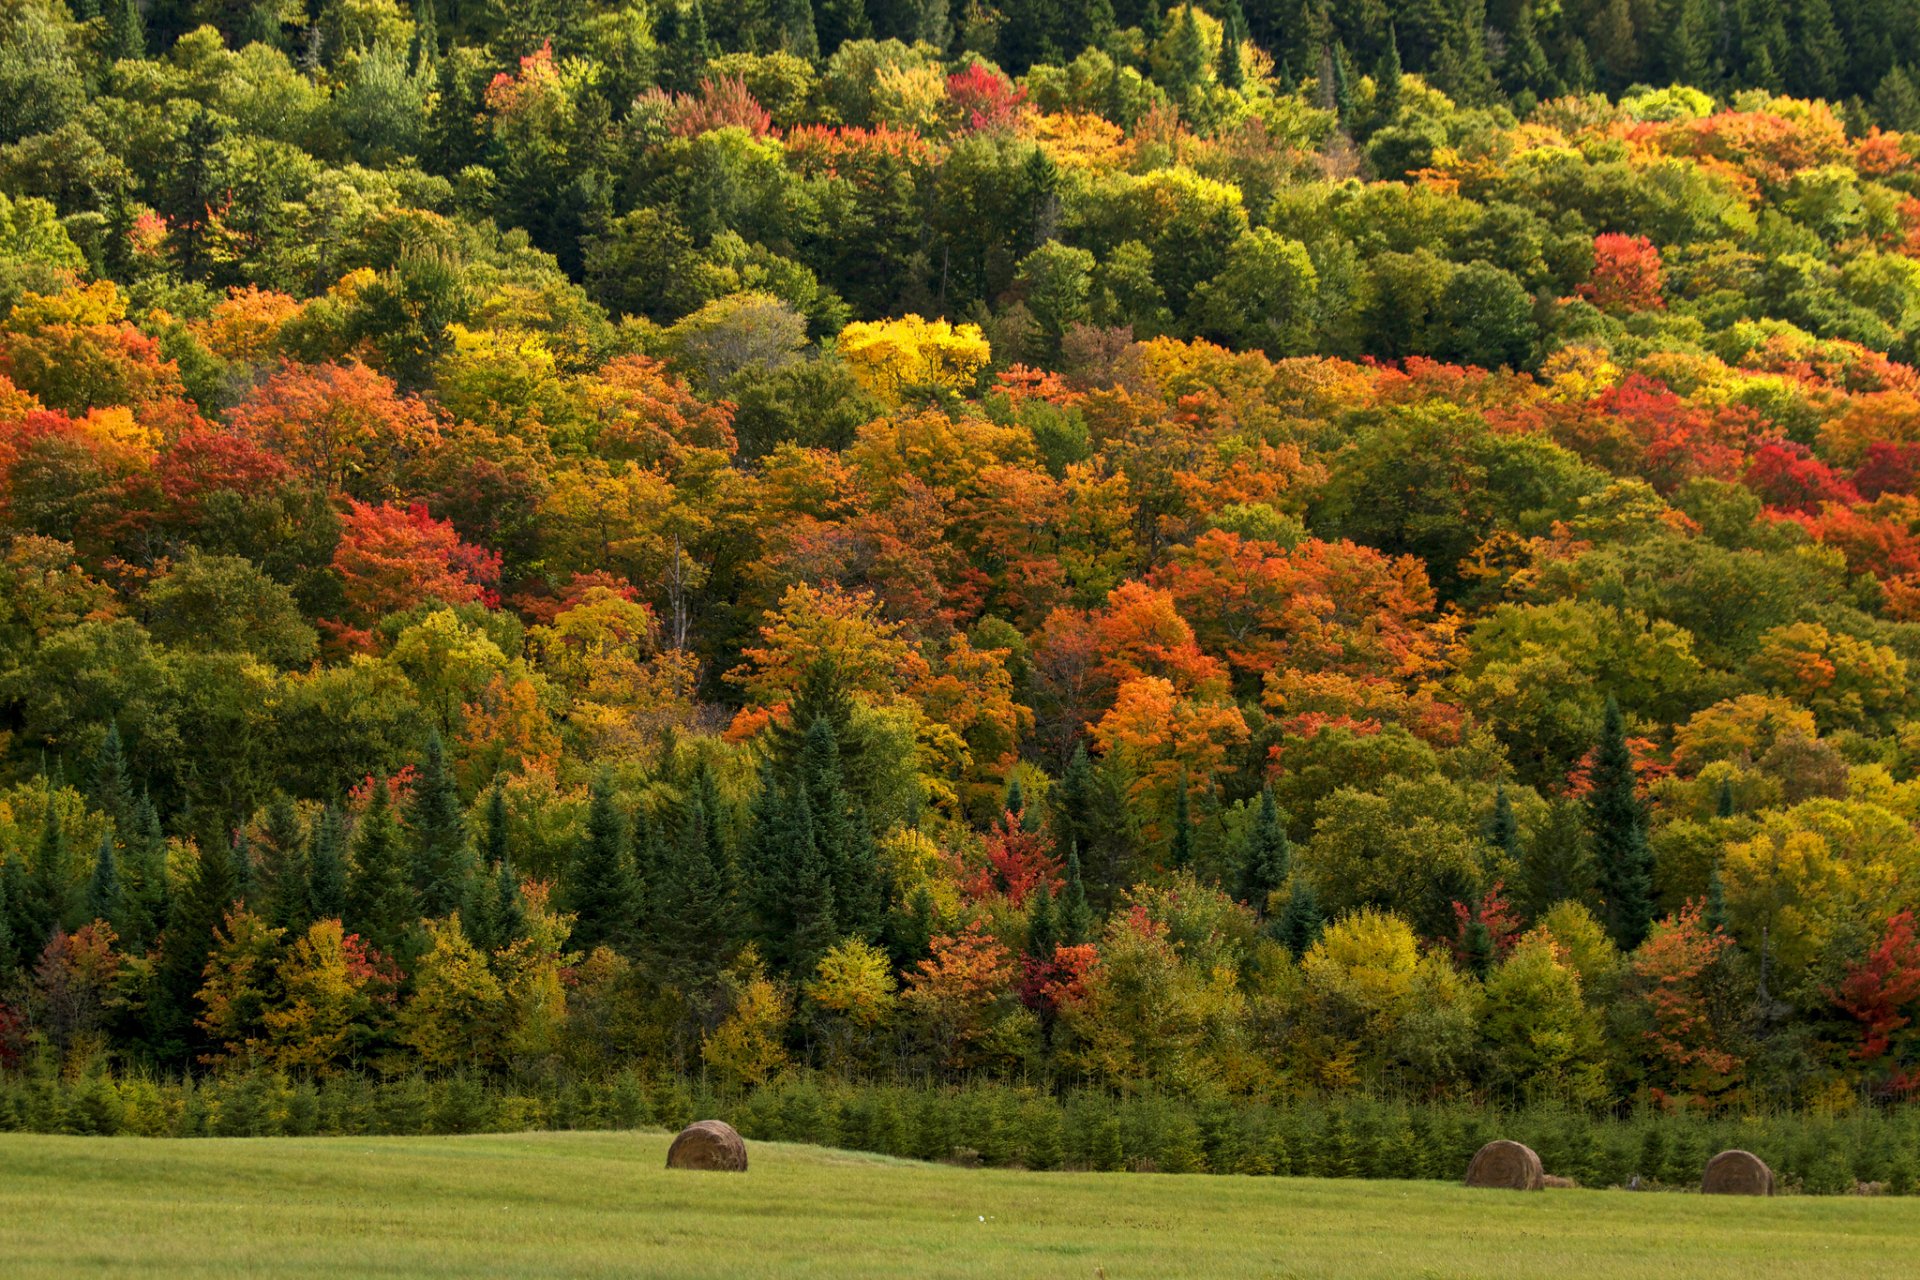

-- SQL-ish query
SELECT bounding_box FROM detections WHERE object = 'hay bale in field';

[666,1120,748,1172]
[1701,1149,1773,1196]
[1464,1140,1545,1190]
[1541,1174,1578,1189]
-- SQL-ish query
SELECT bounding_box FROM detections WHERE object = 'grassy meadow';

[0,1129,1914,1279]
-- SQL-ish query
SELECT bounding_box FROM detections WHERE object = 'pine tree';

[1715,776,1736,819]
[786,783,838,974]
[1788,0,1844,101]
[407,732,471,918]
[410,0,439,74]
[1875,65,1920,132]
[1500,2,1557,98]
[1166,4,1211,97]
[229,829,253,910]
[1331,41,1356,122]
[776,0,820,58]
[1217,0,1246,89]
[1589,696,1655,951]
[470,857,528,954]
[1490,781,1521,866]
[85,832,121,928]
[0,858,16,973]
[122,794,168,951]
[801,717,880,940]
[1277,881,1323,957]
[27,793,72,942]
[1059,841,1093,945]
[1373,23,1403,125]
[1026,879,1058,962]
[1516,797,1593,919]
[482,784,510,869]
[347,779,417,956]
[108,0,145,60]
[1168,779,1194,870]
[151,833,238,1063]
[90,725,136,837]
[1705,863,1730,935]
[308,806,349,922]
[1235,785,1291,916]
[653,763,737,982]
[568,773,639,954]
[257,796,310,933]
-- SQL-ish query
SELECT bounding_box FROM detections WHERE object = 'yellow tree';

[401,914,508,1072]
[835,314,991,405]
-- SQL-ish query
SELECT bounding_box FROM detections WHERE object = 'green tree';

[347,778,417,956]
[84,832,120,928]
[1588,696,1655,950]
[308,805,349,923]
[1235,785,1291,917]
[407,732,471,918]
[568,773,639,954]
[256,797,310,934]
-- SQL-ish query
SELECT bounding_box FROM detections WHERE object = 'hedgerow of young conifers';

[3,1069,1916,1195]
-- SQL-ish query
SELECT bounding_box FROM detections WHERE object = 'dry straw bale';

[1464,1140,1545,1190]
[1700,1149,1774,1196]
[666,1120,748,1171]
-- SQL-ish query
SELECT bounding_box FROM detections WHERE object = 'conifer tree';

[568,773,639,954]
[1589,696,1655,950]
[1235,785,1291,916]
[229,828,253,910]
[1489,781,1521,867]
[1705,862,1730,935]
[1278,881,1323,956]
[801,717,880,939]
[152,833,238,1062]
[108,0,145,60]
[90,725,136,837]
[470,856,528,955]
[786,783,838,974]
[776,0,819,58]
[85,832,121,928]
[1168,778,1193,870]
[410,0,439,74]
[482,783,510,870]
[407,732,471,918]
[257,796,310,933]
[1166,4,1211,97]
[308,806,349,922]
[27,794,72,942]
[1026,878,1058,962]
[122,795,168,951]
[654,763,736,981]
[0,859,15,973]
[1716,776,1736,819]
[1217,0,1246,89]
[1059,841,1093,945]
[347,778,417,956]
[1373,23,1403,123]
[1875,65,1920,131]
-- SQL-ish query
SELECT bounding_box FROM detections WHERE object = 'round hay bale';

[1701,1149,1773,1196]
[1541,1174,1578,1189]
[1464,1140,1545,1191]
[666,1120,748,1172]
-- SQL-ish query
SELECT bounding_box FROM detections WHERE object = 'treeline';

[6,1069,1917,1193]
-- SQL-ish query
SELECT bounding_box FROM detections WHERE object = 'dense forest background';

[4,0,1920,1121]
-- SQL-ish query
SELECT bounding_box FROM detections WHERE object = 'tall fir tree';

[801,717,880,940]
[1588,695,1655,950]
[151,832,238,1063]
[776,0,820,58]
[90,725,136,837]
[1168,778,1194,870]
[1875,65,1920,131]
[85,832,121,929]
[1235,785,1291,917]
[1217,0,1247,89]
[27,793,73,943]
[1276,880,1323,957]
[108,0,145,60]
[1059,841,1093,945]
[483,783,511,870]
[1716,776,1736,819]
[568,773,640,954]
[653,762,737,981]
[122,794,168,951]
[308,805,349,922]
[229,829,253,911]
[1489,780,1521,867]
[347,778,417,956]
[407,732,471,918]
[785,782,838,975]
[1026,878,1058,962]
[257,796,310,933]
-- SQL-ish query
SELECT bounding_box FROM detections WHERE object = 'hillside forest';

[5,0,1920,1118]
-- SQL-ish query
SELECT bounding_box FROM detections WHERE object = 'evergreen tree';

[1705,862,1730,934]
[308,806,349,922]
[108,0,145,60]
[122,794,168,951]
[653,762,737,981]
[470,856,528,955]
[229,829,253,910]
[0,857,16,973]
[85,832,121,928]
[1276,881,1323,957]
[347,779,417,956]
[27,794,72,942]
[1716,776,1736,819]
[1331,41,1356,121]
[1168,779,1193,870]
[1059,841,1093,945]
[801,717,880,940]
[257,796,310,933]
[776,0,820,58]
[1235,785,1291,916]
[1788,0,1845,100]
[1588,696,1655,950]
[1516,797,1594,919]
[90,725,136,836]
[1217,0,1247,89]
[568,773,640,954]
[1026,878,1058,962]
[1166,3,1211,97]
[1875,65,1920,131]
[410,0,439,74]
[1489,781,1521,866]
[1500,3,1557,98]
[786,783,838,974]
[407,732,471,918]
[482,783,510,870]
[1373,23,1403,124]
[151,832,238,1063]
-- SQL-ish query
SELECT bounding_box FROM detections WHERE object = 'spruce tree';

[1026,879,1058,962]
[801,717,880,940]
[470,857,528,954]
[1875,65,1920,132]
[1277,881,1323,957]
[229,829,253,910]
[1589,695,1655,950]
[653,764,737,981]
[1715,776,1736,819]
[1373,23,1403,124]
[568,773,639,954]
[347,779,417,956]
[108,0,145,60]
[122,794,168,951]
[1235,785,1291,916]
[1168,779,1193,870]
[410,0,439,74]
[257,796,310,933]
[90,725,136,837]
[151,833,238,1063]
[0,858,15,973]
[85,832,121,928]
[407,732,471,918]
[482,783,510,869]
[1489,781,1521,866]
[1515,797,1594,920]
[776,0,819,58]
[307,805,349,922]
[1166,4,1211,97]
[1705,862,1730,935]
[1059,841,1093,945]
[786,783,838,974]
[1217,0,1246,90]
[27,794,72,942]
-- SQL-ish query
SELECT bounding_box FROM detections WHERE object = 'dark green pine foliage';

[1716,777,1736,819]
[885,884,935,970]
[347,779,417,956]
[1516,797,1594,920]
[482,784,510,870]
[785,783,838,975]
[256,796,310,933]
[1217,0,1246,89]
[1026,879,1058,962]
[653,763,737,981]
[307,806,349,923]
[1235,785,1291,917]
[1500,2,1557,98]
[1058,841,1093,945]
[121,795,168,951]
[1168,780,1193,870]
[1705,862,1730,934]
[1788,0,1845,100]
[90,725,137,837]
[469,857,528,954]
[108,0,145,59]
[152,833,238,1063]
[1489,781,1521,866]
[1588,695,1655,950]
[1875,66,1920,131]
[85,832,121,928]
[0,858,16,972]
[1462,912,1494,977]
[801,718,880,940]
[1373,24,1404,124]
[771,660,874,803]
[407,732,471,918]
[1166,3,1211,96]
[410,0,439,73]
[229,830,253,910]
[1276,881,1324,957]
[27,795,73,941]
[776,0,819,58]
[1331,42,1356,122]
[1051,742,1129,913]
[568,773,640,954]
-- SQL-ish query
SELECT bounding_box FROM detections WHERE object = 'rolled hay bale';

[1701,1149,1773,1196]
[1541,1174,1579,1189]
[1464,1140,1545,1191]
[666,1120,748,1172]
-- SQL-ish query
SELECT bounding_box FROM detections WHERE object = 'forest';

[3,0,1920,1127]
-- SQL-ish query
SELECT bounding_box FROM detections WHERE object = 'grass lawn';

[1,1129,1913,1279]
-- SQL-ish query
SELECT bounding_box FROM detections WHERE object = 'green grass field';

[1,1129,1913,1279]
